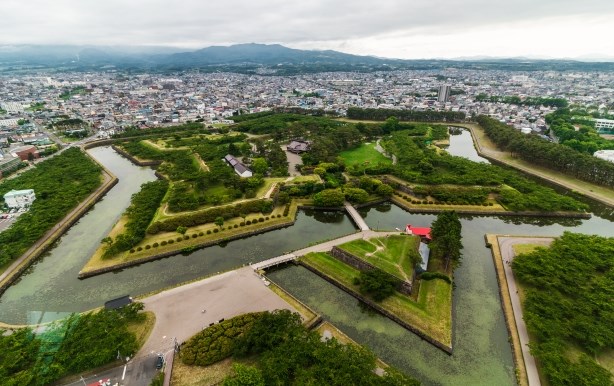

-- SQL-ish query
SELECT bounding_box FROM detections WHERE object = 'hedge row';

[395,192,494,206]
[180,312,265,366]
[419,272,452,283]
[147,199,273,234]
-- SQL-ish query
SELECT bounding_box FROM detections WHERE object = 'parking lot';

[0,209,25,232]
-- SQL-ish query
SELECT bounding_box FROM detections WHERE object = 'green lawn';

[338,143,392,166]
[338,235,420,281]
[300,251,452,346]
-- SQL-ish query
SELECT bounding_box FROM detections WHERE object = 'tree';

[223,364,265,386]
[312,189,345,207]
[344,187,369,204]
[251,158,268,175]
[101,237,113,247]
[376,183,394,197]
[353,269,397,301]
[430,211,462,271]
[214,217,224,229]
[176,226,187,235]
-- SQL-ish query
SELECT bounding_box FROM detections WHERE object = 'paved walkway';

[498,236,553,386]
[138,266,298,359]
[251,230,399,271]
[344,202,370,231]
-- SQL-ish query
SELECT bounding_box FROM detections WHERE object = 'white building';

[594,150,614,163]
[3,189,36,208]
[594,119,614,131]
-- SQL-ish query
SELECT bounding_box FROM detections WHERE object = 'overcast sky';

[2,0,614,59]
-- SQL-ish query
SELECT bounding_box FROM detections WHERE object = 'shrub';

[161,241,167,246]
[129,249,135,253]
[258,218,264,223]
[169,239,174,244]
[265,217,269,220]
[145,245,151,250]
[184,235,190,240]
[207,230,212,234]
[192,234,197,238]
[488,202,493,206]
[422,200,428,204]
[240,222,245,226]
[153,242,159,248]
[234,224,239,228]
[137,246,143,251]
[176,237,182,242]
[246,220,252,225]
[428,201,434,205]
[213,228,219,233]
[420,272,452,283]
[199,232,204,236]
[277,214,282,218]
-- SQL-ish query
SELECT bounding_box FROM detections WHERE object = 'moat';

[1,137,612,385]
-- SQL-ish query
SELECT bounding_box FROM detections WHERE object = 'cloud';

[1,0,614,58]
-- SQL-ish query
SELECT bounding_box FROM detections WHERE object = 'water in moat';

[1,138,613,385]
[269,203,614,386]
[0,146,356,325]
[445,127,489,163]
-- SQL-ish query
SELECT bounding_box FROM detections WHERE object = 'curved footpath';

[488,234,553,386]
[0,152,118,298]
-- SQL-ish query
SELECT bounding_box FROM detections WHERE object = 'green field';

[338,143,392,166]
[300,252,452,346]
[338,235,420,281]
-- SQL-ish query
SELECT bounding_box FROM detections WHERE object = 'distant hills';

[1,43,613,73]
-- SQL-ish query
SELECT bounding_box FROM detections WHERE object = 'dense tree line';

[430,211,462,270]
[512,232,614,386]
[112,122,204,139]
[477,115,614,187]
[120,141,202,181]
[545,109,614,154]
[181,310,419,386]
[0,148,102,267]
[0,304,143,385]
[346,107,465,122]
[103,180,169,258]
[474,94,568,108]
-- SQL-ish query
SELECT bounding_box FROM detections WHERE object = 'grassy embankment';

[81,199,306,274]
[338,143,392,166]
[337,235,420,281]
[300,249,452,347]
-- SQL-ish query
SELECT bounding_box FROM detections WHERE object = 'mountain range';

[1,43,613,73]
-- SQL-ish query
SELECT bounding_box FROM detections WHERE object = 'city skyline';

[2,0,614,61]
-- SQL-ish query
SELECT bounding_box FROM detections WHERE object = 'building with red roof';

[405,224,432,241]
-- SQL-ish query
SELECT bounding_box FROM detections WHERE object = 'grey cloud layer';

[2,0,613,48]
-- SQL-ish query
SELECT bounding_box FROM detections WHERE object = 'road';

[281,145,302,176]
[251,230,400,270]
[138,266,298,360]
[498,236,553,386]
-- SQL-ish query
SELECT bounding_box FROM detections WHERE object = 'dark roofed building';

[287,140,312,154]
[224,154,253,178]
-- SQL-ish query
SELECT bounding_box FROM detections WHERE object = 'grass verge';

[300,251,452,347]
[339,143,392,166]
[338,235,420,281]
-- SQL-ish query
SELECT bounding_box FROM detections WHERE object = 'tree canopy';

[512,232,614,386]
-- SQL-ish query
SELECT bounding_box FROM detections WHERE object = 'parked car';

[155,354,164,370]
